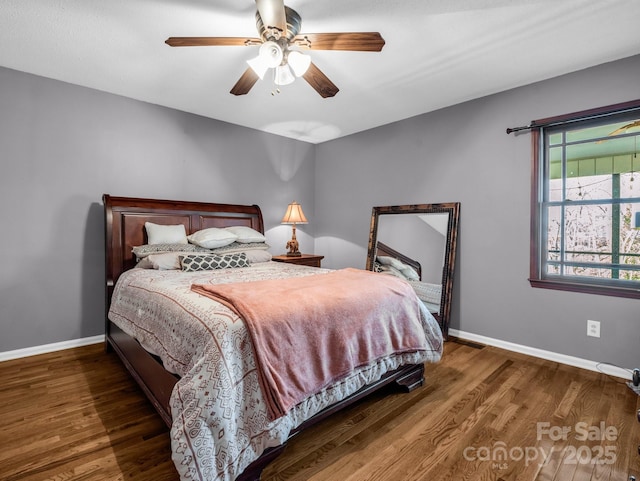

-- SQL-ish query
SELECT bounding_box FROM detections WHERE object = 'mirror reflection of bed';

[374,240,443,317]
[366,203,460,339]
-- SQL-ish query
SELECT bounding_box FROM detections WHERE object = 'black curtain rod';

[505,124,534,134]
[506,104,640,135]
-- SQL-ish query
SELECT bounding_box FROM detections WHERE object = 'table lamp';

[281,201,308,256]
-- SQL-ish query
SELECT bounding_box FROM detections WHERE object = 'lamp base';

[285,225,301,257]
[286,252,302,257]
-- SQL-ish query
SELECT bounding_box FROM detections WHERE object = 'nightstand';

[272,254,324,268]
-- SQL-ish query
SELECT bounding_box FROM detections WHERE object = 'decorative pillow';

[145,222,188,245]
[132,243,210,259]
[243,249,272,263]
[210,241,270,255]
[224,226,266,243]
[180,253,250,272]
[136,252,189,270]
[187,227,238,249]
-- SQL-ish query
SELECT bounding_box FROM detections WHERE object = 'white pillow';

[400,266,420,281]
[136,252,185,270]
[244,249,272,263]
[135,257,154,269]
[377,264,407,279]
[224,226,266,244]
[376,255,420,280]
[376,255,406,270]
[187,228,238,249]
[145,222,188,245]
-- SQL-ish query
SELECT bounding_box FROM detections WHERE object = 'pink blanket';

[191,267,429,420]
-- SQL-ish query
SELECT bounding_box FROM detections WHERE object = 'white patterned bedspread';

[108,262,443,481]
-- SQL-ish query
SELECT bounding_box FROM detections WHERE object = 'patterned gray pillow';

[132,243,210,259]
[179,253,250,272]
[209,241,270,255]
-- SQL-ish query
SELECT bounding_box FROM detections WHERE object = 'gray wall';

[314,54,640,368]
[2,54,639,368]
[0,66,315,352]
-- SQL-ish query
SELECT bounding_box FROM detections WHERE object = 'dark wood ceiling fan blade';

[230,68,260,96]
[292,32,385,51]
[302,62,339,98]
[255,0,287,33]
[165,37,261,47]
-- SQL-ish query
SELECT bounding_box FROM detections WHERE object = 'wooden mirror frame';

[366,203,460,339]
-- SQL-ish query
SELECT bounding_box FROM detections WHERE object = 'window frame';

[529,99,640,299]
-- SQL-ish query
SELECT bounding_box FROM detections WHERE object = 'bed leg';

[236,443,287,481]
[395,364,425,392]
[104,336,113,353]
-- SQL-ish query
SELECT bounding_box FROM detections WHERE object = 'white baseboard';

[1,330,633,383]
[0,335,105,362]
[448,328,632,382]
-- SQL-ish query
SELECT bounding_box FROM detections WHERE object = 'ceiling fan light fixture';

[287,50,311,77]
[246,55,270,79]
[274,64,295,86]
[259,40,283,68]
[246,40,283,79]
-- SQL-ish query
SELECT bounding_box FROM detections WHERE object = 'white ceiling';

[2,0,639,144]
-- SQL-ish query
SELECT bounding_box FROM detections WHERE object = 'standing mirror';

[366,203,460,339]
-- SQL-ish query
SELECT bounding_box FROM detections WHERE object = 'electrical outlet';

[587,319,601,338]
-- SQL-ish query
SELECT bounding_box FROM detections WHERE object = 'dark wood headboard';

[375,241,422,280]
[103,194,264,319]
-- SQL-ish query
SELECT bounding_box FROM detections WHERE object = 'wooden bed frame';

[103,194,426,481]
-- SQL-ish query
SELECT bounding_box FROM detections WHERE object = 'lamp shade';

[246,55,270,80]
[259,40,283,68]
[281,201,308,224]
[247,40,283,79]
[274,64,295,86]
[287,50,311,77]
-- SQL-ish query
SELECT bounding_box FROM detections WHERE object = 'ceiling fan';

[165,0,385,98]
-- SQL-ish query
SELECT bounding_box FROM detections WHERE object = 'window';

[530,100,640,298]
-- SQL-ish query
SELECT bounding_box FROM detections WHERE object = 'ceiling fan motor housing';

[256,6,302,42]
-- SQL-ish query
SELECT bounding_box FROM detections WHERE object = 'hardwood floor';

[1,340,639,481]
[0,343,175,481]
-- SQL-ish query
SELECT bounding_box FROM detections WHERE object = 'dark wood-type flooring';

[1,340,639,480]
